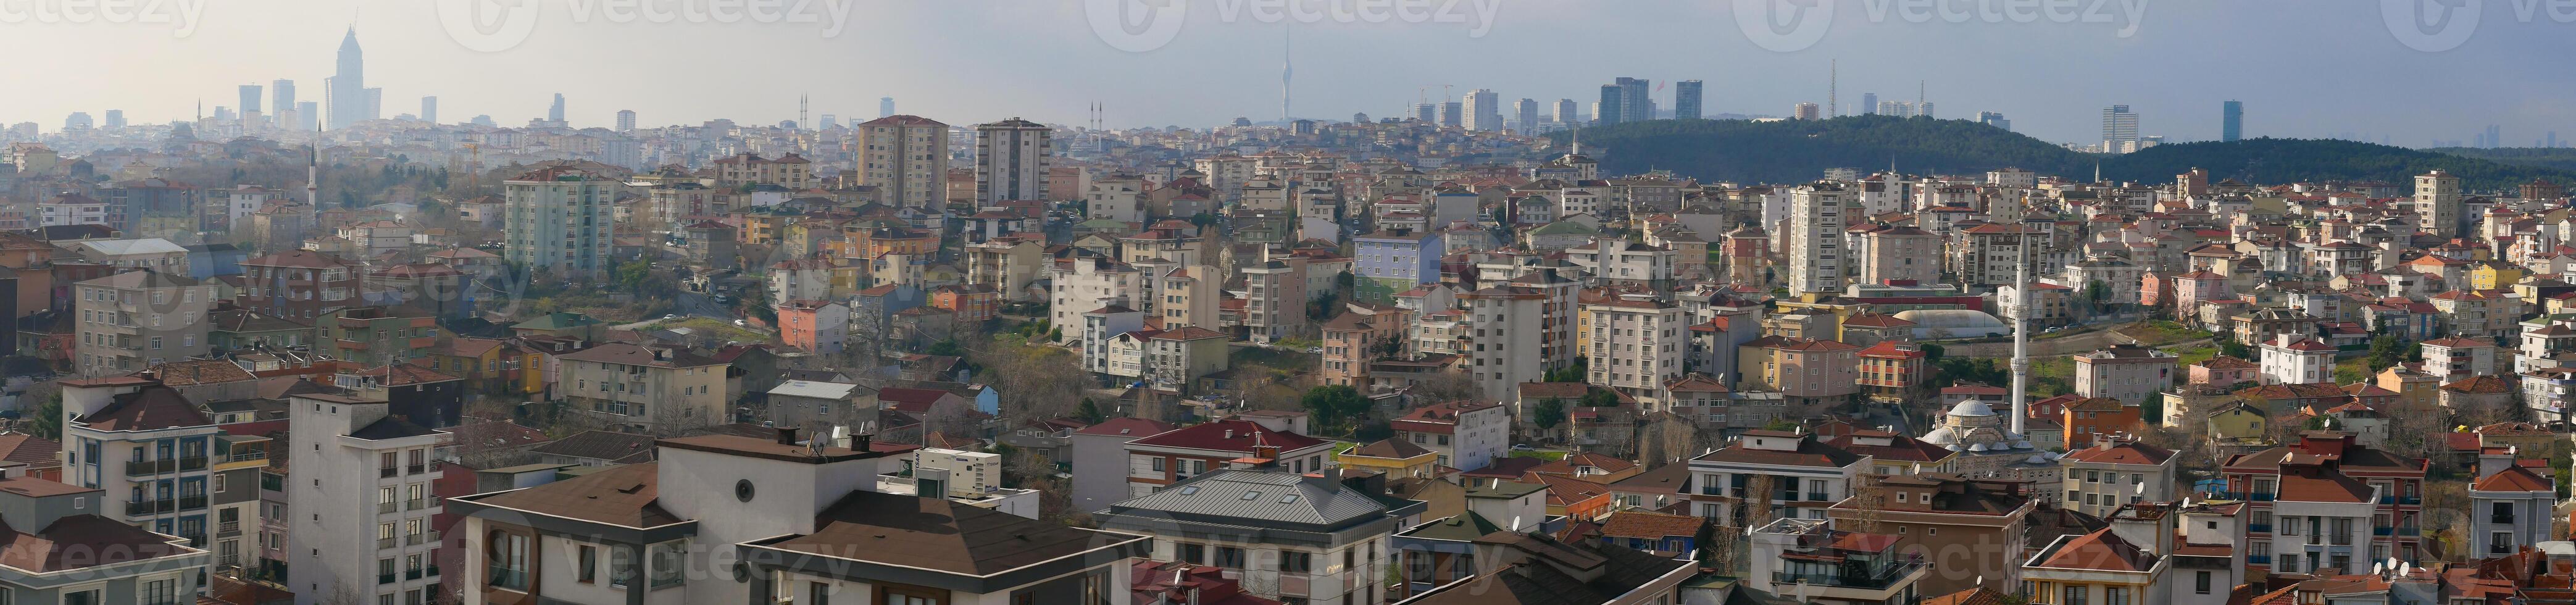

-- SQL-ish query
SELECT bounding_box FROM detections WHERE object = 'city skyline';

[4,2,2574,146]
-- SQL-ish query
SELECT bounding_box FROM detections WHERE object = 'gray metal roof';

[769,380,869,400]
[1107,470,1390,527]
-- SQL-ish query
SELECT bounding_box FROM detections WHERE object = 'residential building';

[1584,294,1687,403]
[1389,401,1509,471]
[1353,230,1441,304]
[1748,518,1929,605]
[775,299,850,354]
[2257,335,2335,385]
[2060,398,2141,451]
[2019,514,2166,605]
[2058,436,2177,518]
[1682,430,1870,526]
[1242,254,1306,343]
[1071,418,1177,513]
[452,428,1149,604]
[974,117,1052,204]
[2467,449,2554,558]
[859,115,951,208]
[0,465,210,604]
[1782,185,1844,296]
[2219,432,2425,565]
[1119,419,1336,498]
[2072,344,2176,408]
[286,390,449,605]
[556,343,730,434]
[73,270,215,377]
[1827,474,2033,596]
[2419,336,2498,381]
[59,377,224,548]
[1096,470,1425,605]
[1857,225,1940,286]
[501,166,617,276]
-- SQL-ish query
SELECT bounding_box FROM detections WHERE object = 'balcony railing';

[380,467,399,478]
[377,537,398,550]
[407,568,423,580]
[408,497,440,511]
[2379,526,2399,536]
[2399,496,2421,505]
[2248,524,2272,533]
[378,501,399,514]
[425,565,440,578]
[1770,560,1925,591]
[407,530,439,545]
[219,521,240,536]
[407,464,427,475]
[380,573,396,585]
[2249,555,2272,564]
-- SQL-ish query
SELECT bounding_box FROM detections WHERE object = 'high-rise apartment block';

[974,117,1053,204]
[857,115,951,208]
[501,167,617,275]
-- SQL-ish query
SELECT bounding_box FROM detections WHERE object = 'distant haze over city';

[4,1,2574,146]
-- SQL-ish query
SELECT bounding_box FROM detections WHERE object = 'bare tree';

[1845,475,1888,534]
[1635,412,1699,468]
[1408,372,1482,406]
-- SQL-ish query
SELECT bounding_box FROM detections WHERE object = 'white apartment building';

[286,391,448,605]
[1683,430,1870,525]
[501,166,616,276]
[1243,256,1306,343]
[1390,401,1510,471]
[2417,170,2461,239]
[0,464,211,605]
[1049,257,1140,344]
[2264,462,2382,576]
[2467,451,2554,559]
[1787,184,1848,296]
[59,377,224,548]
[1086,174,1148,223]
[2257,334,2336,385]
[1584,294,1686,403]
[974,117,1052,204]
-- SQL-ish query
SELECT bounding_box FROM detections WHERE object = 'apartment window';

[1177,543,1206,564]
[1215,546,1246,568]
[2195,571,2213,595]
[2062,586,2086,605]
[1282,551,1314,573]
[488,532,529,590]
[2105,587,2128,605]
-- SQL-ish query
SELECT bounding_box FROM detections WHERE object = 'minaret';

[1828,59,1838,118]
[2008,222,2030,436]
[307,125,320,208]
[1280,25,1293,123]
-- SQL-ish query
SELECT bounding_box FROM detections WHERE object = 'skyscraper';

[2221,101,2243,142]
[238,84,263,121]
[1615,77,1649,121]
[2100,105,2140,152]
[1413,103,1436,122]
[1596,85,1622,124]
[1786,184,1848,296]
[879,96,895,118]
[295,101,319,130]
[548,93,566,125]
[327,27,367,130]
[102,110,124,128]
[420,96,437,124]
[975,117,1054,204]
[1674,80,1704,120]
[616,109,637,131]
[1552,99,1578,126]
[1436,102,1464,128]
[1463,89,1500,131]
[1793,103,1820,120]
[1514,98,1540,133]
[1861,93,1878,115]
[272,79,295,117]
[503,167,617,275]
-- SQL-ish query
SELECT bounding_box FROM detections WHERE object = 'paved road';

[1940,326,2132,358]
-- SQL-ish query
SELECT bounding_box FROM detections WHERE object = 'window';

[1178,543,1206,564]
[2105,587,2128,605]
[2195,571,2213,595]
[1216,546,1246,568]
[2062,586,2086,605]
[578,545,598,583]
[1282,551,1314,573]
[489,532,529,590]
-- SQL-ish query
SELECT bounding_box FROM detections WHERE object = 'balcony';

[379,467,398,478]
[380,573,396,585]
[1770,560,1926,591]
[2379,526,2399,536]
[125,499,174,515]
[2248,524,2272,533]
[2248,555,2272,564]
[2399,496,2422,505]
[378,501,399,514]
[407,463,427,475]
[407,530,439,546]
[219,521,240,536]
[378,537,398,550]
[408,497,440,511]
[425,565,440,578]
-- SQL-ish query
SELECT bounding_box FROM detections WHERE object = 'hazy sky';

[4,0,2573,147]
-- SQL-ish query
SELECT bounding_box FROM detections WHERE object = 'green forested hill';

[1551,117,2576,191]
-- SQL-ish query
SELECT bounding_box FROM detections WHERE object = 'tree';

[1075,398,1106,424]
[1531,398,1570,430]
[1407,372,1482,405]
[1301,385,1372,434]
[2367,335,2408,370]
[1580,389,1620,409]
[2219,340,2253,361]
[23,384,61,441]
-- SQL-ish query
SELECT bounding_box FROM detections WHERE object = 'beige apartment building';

[1857,225,1940,285]
[556,343,730,434]
[857,115,950,208]
[73,270,215,377]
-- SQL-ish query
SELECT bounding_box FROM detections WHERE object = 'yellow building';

[556,343,731,434]
[2021,525,2162,605]
[1337,438,1438,479]
[2470,262,2525,291]
[2205,399,2270,449]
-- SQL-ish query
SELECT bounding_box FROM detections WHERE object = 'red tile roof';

[1126,419,1327,454]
